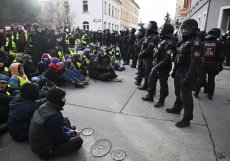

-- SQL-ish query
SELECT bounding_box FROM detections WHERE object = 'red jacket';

[48,63,62,72]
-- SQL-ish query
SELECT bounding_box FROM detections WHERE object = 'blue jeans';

[68,69,84,81]
[60,73,78,84]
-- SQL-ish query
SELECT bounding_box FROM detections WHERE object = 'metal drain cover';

[81,128,94,136]
[111,150,126,161]
[91,139,112,157]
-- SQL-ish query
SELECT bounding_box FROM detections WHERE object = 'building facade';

[120,0,140,29]
[174,0,191,27]
[188,0,230,32]
[68,0,140,31]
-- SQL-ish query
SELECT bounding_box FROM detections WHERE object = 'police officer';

[122,28,130,65]
[138,21,159,90]
[135,27,146,86]
[142,23,176,108]
[166,19,202,128]
[194,28,224,100]
[97,30,103,47]
[225,31,230,66]
[128,28,137,68]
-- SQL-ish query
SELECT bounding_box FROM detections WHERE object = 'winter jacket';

[8,96,36,142]
[29,101,76,155]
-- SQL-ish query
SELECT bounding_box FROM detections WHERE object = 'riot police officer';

[128,28,137,68]
[166,19,202,128]
[122,28,130,65]
[194,28,224,100]
[138,21,159,90]
[97,30,103,47]
[135,27,146,86]
[142,23,176,108]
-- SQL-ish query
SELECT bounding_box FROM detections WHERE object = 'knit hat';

[46,86,66,108]
[23,54,32,61]
[42,53,49,59]
[20,83,40,101]
[51,57,60,64]
[0,74,9,83]
[64,54,71,60]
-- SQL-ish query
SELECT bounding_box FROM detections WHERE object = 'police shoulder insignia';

[194,40,201,46]
[194,51,200,57]
[167,49,172,55]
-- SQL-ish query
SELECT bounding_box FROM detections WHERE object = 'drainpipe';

[204,0,211,31]
[102,0,104,30]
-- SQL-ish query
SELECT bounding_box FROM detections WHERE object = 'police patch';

[167,49,172,55]
[194,51,200,57]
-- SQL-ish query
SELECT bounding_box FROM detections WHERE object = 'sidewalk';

[0,67,229,161]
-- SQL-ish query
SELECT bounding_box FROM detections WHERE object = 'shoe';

[74,81,84,88]
[138,86,147,90]
[113,78,123,82]
[166,108,181,115]
[142,94,154,102]
[193,92,199,98]
[207,94,213,100]
[175,120,190,128]
[130,64,136,68]
[135,81,141,86]
[154,101,164,108]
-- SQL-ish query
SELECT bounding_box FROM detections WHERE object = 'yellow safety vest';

[76,62,81,68]
[15,75,30,87]
[4,67,9,72]
[5,36,16,48]
[58,51,64,59]
[65,34,69,45]
[16,32,28,42]
[81,34,87,45]
[70,50,76,56]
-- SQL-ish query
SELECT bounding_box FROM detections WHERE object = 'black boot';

[166,108,181,115]
[207,94,213,100]
[154,100,164,108]
[193,92,199,98]
[175,120,190,128]
[142,94,154,102]
[138,85,147,90]
[135,81,141,86]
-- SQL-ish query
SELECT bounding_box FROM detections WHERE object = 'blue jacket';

[8,96,36,142]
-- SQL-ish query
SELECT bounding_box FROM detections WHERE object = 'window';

[104,1,107,14]
[115,8,117,18]
[83,0,88,12]
[118,10,119,19]
[109,4,111,15]
[202,12,207,30]
[83,21,89,30]
[112,6,114,17]
[197,16,201,28]
[104,22,107,29]
[112,24,114,30]
[108,23,110,30]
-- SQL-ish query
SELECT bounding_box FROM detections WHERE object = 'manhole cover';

[91,139,112,157]
[111,150,126,161]
[81,128,94,136]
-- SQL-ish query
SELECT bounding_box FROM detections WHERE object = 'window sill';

[82,11,89,13]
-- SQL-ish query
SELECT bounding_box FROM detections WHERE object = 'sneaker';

[113,78,123,82]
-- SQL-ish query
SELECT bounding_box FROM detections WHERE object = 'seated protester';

[29,87,83,159]
[89,52,118,81]
[13,53,24,63]
[8,63,30,89]
[72,53,87,76]
[0,51,13,76]
[46,57,83,88]
[37,53,50,74]
[111,51,125,71]
[8,83,39,142]
[63,55,89,85]
[54,45,64,60]
[22,54,40,79]
[0,74,14,133]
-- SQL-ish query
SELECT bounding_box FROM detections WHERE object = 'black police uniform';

[195,35,224,99]
[138,33,159,89]
[145,37,176,104]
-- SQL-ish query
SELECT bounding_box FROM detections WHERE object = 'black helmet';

[180,19,198,37]
[143,21,158,33]
[32,23,39,30]
[159,23,174,38]
[198,31,207,41]
[207,28,221,38]
[135,27,145,38]
[129,28,136,35]
[123,28,129,34]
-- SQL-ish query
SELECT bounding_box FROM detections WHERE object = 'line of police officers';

[133,19,227,128]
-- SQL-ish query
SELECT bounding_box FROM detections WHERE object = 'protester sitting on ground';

[89,52,118,81]
[8,63,30,89]
[0,50,13,76]
[8,83,40,142]
[37,53,50,74]
[13,53,24,63]
[111,51,125,71]
[0,74,14,133]
[29,87,83,159]
[22,54,40,79]
[63,55,89,85]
